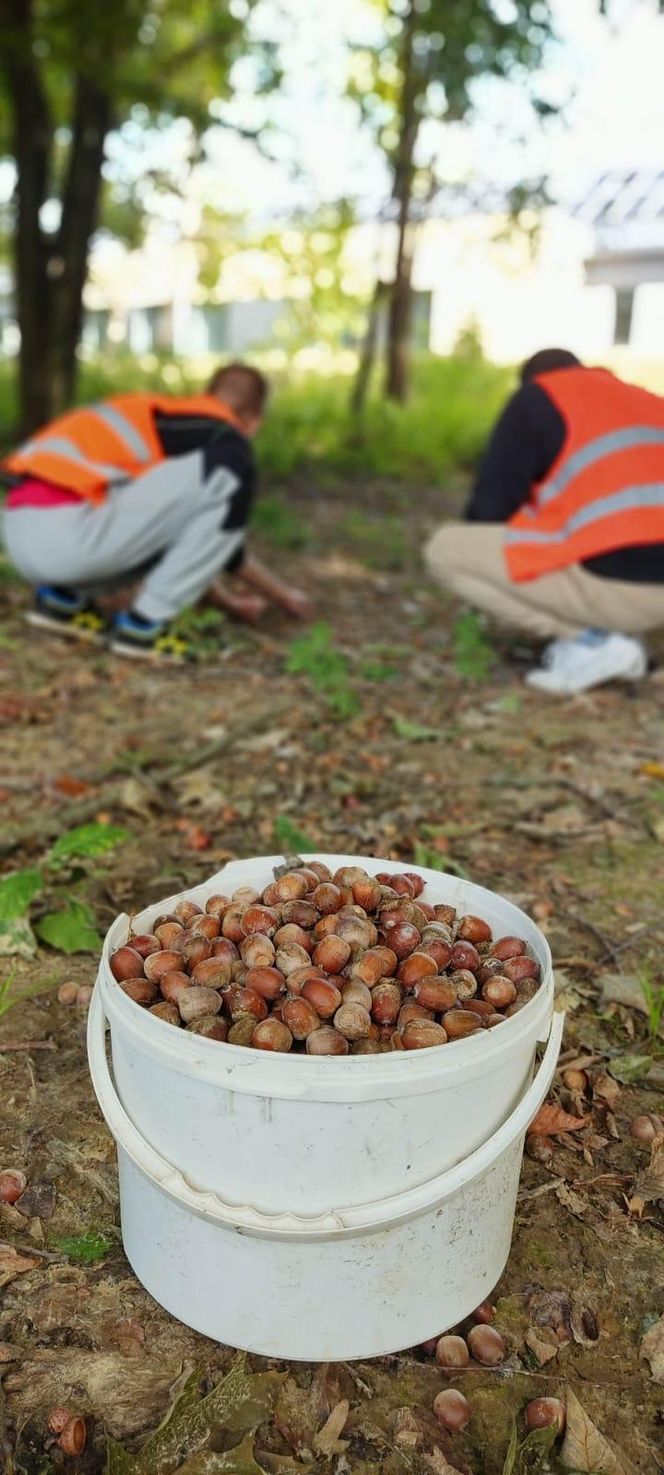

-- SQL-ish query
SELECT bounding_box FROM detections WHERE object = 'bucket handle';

[88,986,564,1241]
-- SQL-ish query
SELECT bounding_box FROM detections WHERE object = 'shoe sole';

[525,659,647,695]
[25,610,106,646]
[107,639,188,665]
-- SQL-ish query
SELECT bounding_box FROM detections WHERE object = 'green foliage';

[273,816,315,853]
[413,841,468,878]
[392,714,440,742]
[55,1229,115,1264]
[339,509,407,570]
[48,822,128,866]
[637,969,664,1041]
[0,868,43,922]
[253,492,310,550]
[35,900,102,953]
[171,606,227,657]
[286,622,361,721]
[452,609,494,681]
[0,970,58,1018]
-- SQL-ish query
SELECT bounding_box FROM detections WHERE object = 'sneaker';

[525,630,648,695]
[109,611,194,663]
[25,586,107,644]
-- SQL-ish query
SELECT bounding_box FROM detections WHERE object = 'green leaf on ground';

[274,816,314,853]
[49,822,128,865]
[0,868,43,922]
[35,900,102,953]
[452,609,494,681]
[607,1053,653,1084]
[391,714,440,741]
[501,1418,519,1475]
[55,1230,115,1264]
[109,1357,284,1475]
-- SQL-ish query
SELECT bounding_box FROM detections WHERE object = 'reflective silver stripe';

[538,426,664,507]
[506,483,664,545]
[89,404,152,462]
[18,435,129,483]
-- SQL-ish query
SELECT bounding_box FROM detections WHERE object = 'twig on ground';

[158,700,290,784]
[0,1039,57,1053]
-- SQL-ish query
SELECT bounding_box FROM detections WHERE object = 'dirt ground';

[0,478,662,1475]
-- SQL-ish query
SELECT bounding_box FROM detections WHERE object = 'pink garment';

[6,477,81,509]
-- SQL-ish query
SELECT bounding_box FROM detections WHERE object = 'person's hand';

[222,591,269,624]
[280,587,314,620]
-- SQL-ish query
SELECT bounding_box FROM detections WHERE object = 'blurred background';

[2,0,664,482]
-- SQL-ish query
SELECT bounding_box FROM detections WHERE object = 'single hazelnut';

[451,940,481,974]
[443,1009,484,1040]
[524,1397,566,1435]
[370,982,403,1025]
[412,978,457,1013]
[232,885,261,905]
[221,906,247,942]
[240,933,276,969]
[154,920,185,948]
[449,968,478,1001]
[228,1017,256,1046]
[284,964,326,995]
[149,1001,181,1026]
[302,978,343,1019]
[229,987,268,1023]
[306,1026,349,1056]
[212,936,240,961]
[282,899,319,928]
[403,871,425,898]
[273,923,312,955]
[472,1301,496,1324]
[110,946,144,982]
[276,941,313,977]
[205,893,231,918]
[462,998,496,1019]
[352,945,398,986]
[421,939,453,971]
[119,977,158,1007]
[433,1389,471,1432]
[482,977,517,1009]
[185,1012,227,1040]
[273,872,310,902]
[630,1114,662,1142]
[178,987,222,1024]
[159,970,192,1004]
[334,913,378,951]
[352,1038,382,1054]
[436,1334,470,1371]
[402,1020,448,1050]
[243,903,279,936]
[180,934,213,970]
[398,951,438,988]
[381,920,421,959]
[563,1067,588,1092]
[188,914,220,940]
[252,1019,293,1051]
[311,882,343,914]
[173,899,203,923]
[57,982,80,1005]
[0,1169,27,1204]
[334,1003,372,1041]
[313,935,352,973]
[305,860,333,882]
[351,876,382,912]
[282,996,321,1040]
[190,957,232,989]
[467,1324,506,1365]
[244,965,287,1001]
[457,914,492,944]
[143,949,182,983]
[341,981,373,1011]
[491,936,527,961]
[434,903,457,925]
[502,955,540,984]
[397,1001,433,1028]
[128,932,161,958]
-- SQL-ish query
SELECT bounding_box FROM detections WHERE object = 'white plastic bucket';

[97,855,554,1215]
[88,987,563,1360]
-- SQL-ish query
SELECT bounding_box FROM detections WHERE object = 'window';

[614,288,635,346]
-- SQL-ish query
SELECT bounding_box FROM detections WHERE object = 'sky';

[199,0,664,220]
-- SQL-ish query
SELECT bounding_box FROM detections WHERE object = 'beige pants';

[425,522,664,641]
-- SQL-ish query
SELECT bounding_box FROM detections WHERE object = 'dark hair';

[207,362,269,418]
[520,348,582,384]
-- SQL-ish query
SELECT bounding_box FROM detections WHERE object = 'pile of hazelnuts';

[109,861,541,1055]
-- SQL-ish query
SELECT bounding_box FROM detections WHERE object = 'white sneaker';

[525,631,648,695]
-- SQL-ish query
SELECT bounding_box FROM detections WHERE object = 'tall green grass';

[0,351,512,484]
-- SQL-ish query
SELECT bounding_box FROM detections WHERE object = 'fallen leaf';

[15,1179,56,1221]
[608,1054,652,1085]
[527,1103,588,1137]
[555,1182,588,1218]
[525,1326,560,1364]
[177,1434,265,1475]
[313,1399,349,1456]
[53,773,91,798]
[629,1133,664,1215]
[560,1388,639,1474]
[599,974,649,1017]
[0,916,38,959]
[130,1359,283,1475]
[120,778,161,820]
[592,1073,622,1108]
[641,1315,664,1385]
[0,1245,40,1287]
[100,1319,146,1358]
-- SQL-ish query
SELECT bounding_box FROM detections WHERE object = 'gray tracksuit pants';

[2,452,245,624]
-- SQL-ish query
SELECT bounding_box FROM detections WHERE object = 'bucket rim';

[98,853,554,1101]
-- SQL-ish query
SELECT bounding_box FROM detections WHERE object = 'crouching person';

[425,349,664,694]
[1,362,311,660]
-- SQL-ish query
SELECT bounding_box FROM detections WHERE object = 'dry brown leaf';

[313,1399,349,1456]
[555,1182,588,1217]
[629,1133,664,1211]
[560,1388,639,1474]
[592,1073,622,1108]
[641,1315,664,1385]
[527,1104,588,1137]
[525,1326,559,1365]
[0,1343,19,1362]
[0,1244,40,1288]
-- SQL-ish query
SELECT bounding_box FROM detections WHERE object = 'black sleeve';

[205,429,257,572]
[465,384,564,523]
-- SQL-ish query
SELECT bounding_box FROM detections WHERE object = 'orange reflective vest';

[504,368,664,581]
[2,393,243,504]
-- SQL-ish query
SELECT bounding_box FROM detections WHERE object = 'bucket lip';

[99,853,554,1100]
[89,985,565,1241]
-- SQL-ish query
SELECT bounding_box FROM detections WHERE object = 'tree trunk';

[2,0,54,432]
[48,77,112,417]
[385,3,420,404]
[350,279,388,418]
[1,2,111,432]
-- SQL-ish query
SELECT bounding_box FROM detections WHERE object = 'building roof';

[572,169,664,227]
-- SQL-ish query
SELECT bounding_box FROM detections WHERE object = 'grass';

[0,350,512,484]
[285,621,361,721]
[54,1229,115,1264]
[637,968,664,1041]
